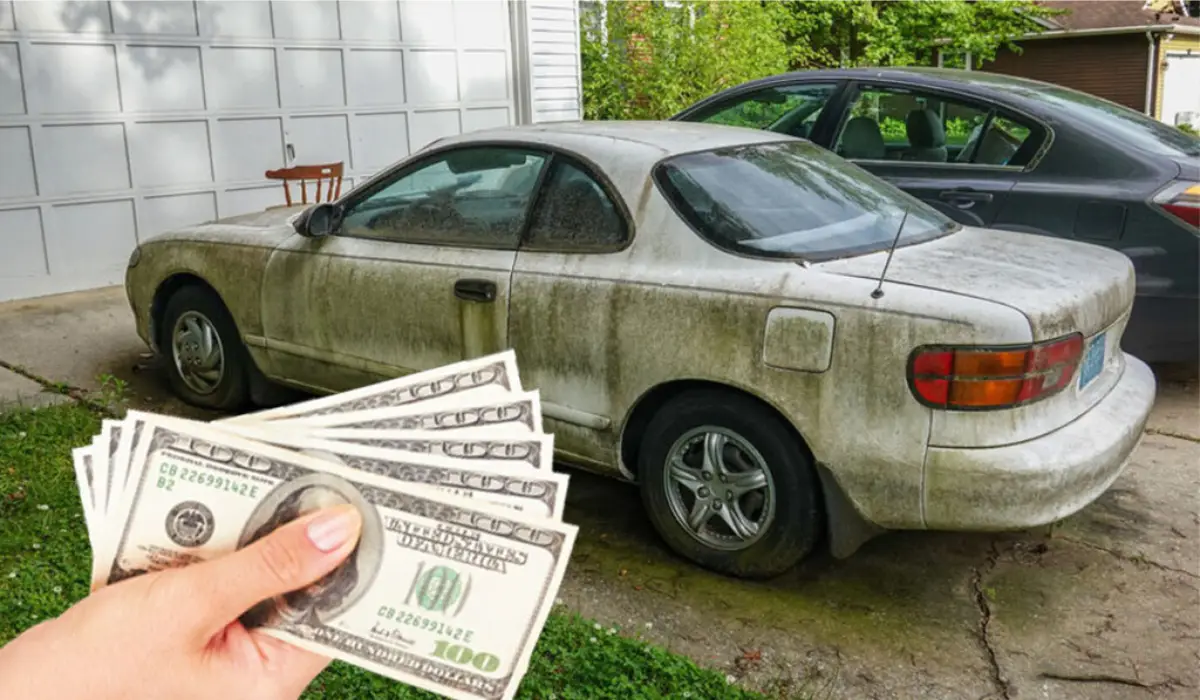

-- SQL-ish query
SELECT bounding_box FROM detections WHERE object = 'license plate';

[1078,331,1106,390]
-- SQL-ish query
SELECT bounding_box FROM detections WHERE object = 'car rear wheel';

[160,285,250,411]
[638,389,822,578]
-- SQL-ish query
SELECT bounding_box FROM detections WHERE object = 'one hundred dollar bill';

[103,415,577,700]
[221,351,522,426]
[71,445,97,542]
[263,392,543,433]
[202,429,567,519]
[224,425,554,472]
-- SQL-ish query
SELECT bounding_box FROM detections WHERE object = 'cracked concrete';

[2,286,1198,698]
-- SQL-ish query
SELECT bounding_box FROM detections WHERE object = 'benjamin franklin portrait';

[237,471,383,629]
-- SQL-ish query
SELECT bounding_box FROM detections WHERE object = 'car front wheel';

[638,389,822,578]
[160,285,250,411]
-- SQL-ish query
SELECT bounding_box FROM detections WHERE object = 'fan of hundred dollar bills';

[69,350,576,700]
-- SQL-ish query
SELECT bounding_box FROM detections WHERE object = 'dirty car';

[124,121,1157,579]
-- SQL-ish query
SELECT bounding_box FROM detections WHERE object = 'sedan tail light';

[908,334,1084,410]
[1152,180,1200,229]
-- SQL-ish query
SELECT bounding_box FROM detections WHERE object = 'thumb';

[180,504,363,637]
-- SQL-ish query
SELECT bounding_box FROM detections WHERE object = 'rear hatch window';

[654,141,958,262]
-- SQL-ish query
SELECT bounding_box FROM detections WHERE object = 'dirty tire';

[160,285,250,411]
[638,389,821,579]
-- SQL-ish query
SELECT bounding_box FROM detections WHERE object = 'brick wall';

[980,33,1153,112]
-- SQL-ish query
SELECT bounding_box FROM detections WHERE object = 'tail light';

[908,334,1084,410]
[1152,180,1200,229]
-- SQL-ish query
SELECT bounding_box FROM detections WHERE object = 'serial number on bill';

[156,462,260,499]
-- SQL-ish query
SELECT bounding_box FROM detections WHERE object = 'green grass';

[0,403,764,700]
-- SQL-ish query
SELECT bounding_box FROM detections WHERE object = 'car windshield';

[655,141,958,261]
[999,82,1200,157]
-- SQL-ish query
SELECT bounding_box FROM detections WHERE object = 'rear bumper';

[922,353,1156,530]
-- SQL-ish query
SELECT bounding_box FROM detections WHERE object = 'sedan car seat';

[903,109,948,162]
[840,117,886,160]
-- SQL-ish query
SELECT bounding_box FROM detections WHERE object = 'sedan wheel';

[160,285,250,411]
[171,310,226,396]
[639,389,822,579]
[663,427,775,551]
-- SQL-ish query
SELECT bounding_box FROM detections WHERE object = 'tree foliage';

[580,0,1060,121]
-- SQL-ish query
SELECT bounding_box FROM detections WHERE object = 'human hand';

[0,504,363,700]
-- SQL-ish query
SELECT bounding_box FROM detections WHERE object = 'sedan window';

[656,141,957,262]
[833,86,1037,166]
[339,147,548,249]
[524,159,628,251]
[686,83,839,139]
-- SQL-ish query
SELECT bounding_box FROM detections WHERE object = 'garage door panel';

[47,199,135,275]
[0,207,47,278]
[1,3,12,31]
[352,112,409,170]
[118,45,204,112]
[213,117,283,183]
[111,0,198,36]
[279,48,344,109]
[198,1,272,39]
[221,185,281,216]
[454,0,508,47]
[463,106,509,133]
[406,49,458,104]
[28,43,120,114]
[410,109,460,151]
[460,50,508,101]
[0,126,35,199]
[14,0,112,34]
[340,0,400,42]
[0,42,23,113]
[288,114,350,168]
[272,0,339,40]
[40,123,129,196]
[400,0,455,45]
[346,49,405,107]
[205,47,278,111]
[141,191,216,238]
[129,120,212,188]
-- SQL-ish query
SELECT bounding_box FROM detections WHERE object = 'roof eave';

[1015,23,1200,40]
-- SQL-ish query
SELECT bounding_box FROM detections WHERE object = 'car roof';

[429,120,796,164]
[679,66,1072,115]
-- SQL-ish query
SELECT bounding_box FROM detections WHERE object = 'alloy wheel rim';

[171,310,225,395]
[662,425,776,551]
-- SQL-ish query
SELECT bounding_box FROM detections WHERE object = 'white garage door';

[1161,52,1200,128]
[0,0,543,303]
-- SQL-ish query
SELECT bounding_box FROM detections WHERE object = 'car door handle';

[938,189,994,203]
[454,278,497,303]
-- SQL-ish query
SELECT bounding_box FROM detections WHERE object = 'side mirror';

[296,203,340,238]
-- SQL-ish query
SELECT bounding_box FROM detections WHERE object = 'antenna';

[870,207,909,299]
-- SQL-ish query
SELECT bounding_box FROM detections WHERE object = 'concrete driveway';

[2,286,1198,698]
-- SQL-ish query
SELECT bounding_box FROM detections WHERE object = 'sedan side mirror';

[296,203,341,238]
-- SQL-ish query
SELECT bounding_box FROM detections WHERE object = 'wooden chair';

[264,162,344,208]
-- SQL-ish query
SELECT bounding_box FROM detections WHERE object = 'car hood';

[813,226,1135,341]
[141,205,309,247]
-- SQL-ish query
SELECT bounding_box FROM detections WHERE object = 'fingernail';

[306,505,361,552]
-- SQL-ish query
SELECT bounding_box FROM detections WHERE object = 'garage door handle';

[938,189,993,203]
[454,279,496,303]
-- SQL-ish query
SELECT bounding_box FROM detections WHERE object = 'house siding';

[980,33,1153,113]
[1155,32,1200,119]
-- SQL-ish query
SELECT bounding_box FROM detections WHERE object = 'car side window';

[689,83,839,139]
[524,159,627,251]
[339,147,548,249]
[833,86,1036,166]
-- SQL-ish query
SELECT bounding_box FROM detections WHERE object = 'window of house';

[339,147,548,249]
[524,159,627,251]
